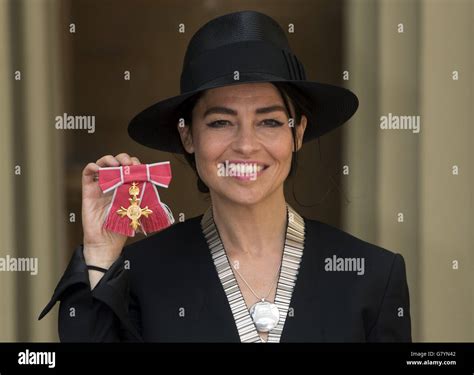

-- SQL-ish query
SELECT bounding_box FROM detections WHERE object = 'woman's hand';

[82,153,141,269]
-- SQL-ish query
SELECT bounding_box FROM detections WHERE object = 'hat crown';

[129,10,359,153]
[179,10,306,93]
[183,10,291,66]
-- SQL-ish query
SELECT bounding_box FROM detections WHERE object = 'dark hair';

[176,82,314,193]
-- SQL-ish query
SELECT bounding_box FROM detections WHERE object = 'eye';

[207,120,231,128]
[261,119,284,127]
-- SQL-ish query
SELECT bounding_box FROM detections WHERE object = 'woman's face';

[178,82,307,206]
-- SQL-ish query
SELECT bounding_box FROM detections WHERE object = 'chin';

[213,181,274,206]
[228,195,264,206]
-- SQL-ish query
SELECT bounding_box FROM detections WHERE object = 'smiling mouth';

[217,160,270,180]
[225,160,269,169]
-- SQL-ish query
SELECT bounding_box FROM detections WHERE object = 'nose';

[231,121,260,155]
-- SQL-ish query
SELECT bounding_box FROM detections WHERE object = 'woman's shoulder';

[302,216,406,273]
[301,217,409,310]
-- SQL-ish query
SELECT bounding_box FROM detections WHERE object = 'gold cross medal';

[116,182,153,231]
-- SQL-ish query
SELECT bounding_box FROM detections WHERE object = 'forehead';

[198,82,283,106]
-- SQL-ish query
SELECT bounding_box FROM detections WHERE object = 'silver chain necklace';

[201,203,305,342]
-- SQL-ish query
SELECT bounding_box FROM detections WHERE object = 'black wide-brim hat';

[128,10,359,154]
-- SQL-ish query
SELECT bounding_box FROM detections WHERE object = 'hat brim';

[128,79,358,154]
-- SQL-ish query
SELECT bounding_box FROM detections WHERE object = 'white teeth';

[223,162,266,173]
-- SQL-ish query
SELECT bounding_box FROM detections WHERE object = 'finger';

[131,156,141,165]
[115,153,133,165]
[96,155,120,167]
[82,162,100,183]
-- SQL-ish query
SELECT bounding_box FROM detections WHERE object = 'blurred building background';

[0,0,472,342]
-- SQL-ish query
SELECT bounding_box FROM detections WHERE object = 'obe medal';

[116,182,153,231]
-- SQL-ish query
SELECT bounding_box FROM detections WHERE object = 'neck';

[210,189,287,258]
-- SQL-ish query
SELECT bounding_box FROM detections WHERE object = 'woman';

[39,10,411,343]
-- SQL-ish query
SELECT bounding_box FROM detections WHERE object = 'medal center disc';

[127,205,142,220]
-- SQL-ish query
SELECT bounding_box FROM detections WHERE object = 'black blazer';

[39,214,411,342]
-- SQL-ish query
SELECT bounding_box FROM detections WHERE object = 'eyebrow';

[202,105,287,118]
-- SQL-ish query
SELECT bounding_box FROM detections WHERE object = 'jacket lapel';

[280,217,326,342]
[191,217,241,342]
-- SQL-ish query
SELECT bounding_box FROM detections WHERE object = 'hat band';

[180,40,307,93]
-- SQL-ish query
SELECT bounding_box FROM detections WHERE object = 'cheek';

[192,127,226,178]
[262,130,294,165]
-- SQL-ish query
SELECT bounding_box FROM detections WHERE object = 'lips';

[221,160,269,181]
[226,160,269,171]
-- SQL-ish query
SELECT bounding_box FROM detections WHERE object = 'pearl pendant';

[249,300,280,332]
